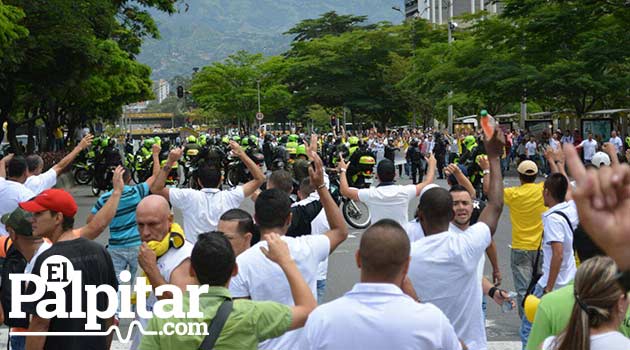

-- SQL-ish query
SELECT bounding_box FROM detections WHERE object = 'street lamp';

[447,0,456,133]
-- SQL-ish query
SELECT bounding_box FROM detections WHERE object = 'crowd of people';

[0,123,629,350]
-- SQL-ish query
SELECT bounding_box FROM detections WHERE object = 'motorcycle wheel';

[91,179,101,197]
[226,167,240,187]
[74,169,92,185]
[342,199,371,229]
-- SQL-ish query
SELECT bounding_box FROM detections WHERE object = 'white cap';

[419,184,440,202]
[592,152,611,168]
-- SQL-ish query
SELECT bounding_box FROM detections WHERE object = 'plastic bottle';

[501,291,518,313]
[480,109,497,138]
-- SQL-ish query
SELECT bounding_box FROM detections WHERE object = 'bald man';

[130,195,196,350]
[304,219,463,350]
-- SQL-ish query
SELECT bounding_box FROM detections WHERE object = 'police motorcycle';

[225,136,265,187]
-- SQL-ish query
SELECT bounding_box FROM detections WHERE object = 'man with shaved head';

[304,219,462,350]
[407,130,506,350]
[129,194,196,350]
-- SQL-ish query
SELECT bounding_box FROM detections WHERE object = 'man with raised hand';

[151,141,265,244]
[23,134,94,194]
[140,232,317,350]
[339,152,436,228]
[564,143,630,270]
[229,148,348,350]
[408,129,505,350]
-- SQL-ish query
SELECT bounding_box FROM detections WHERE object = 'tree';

[191,51,292,131]
[284,11,374,43]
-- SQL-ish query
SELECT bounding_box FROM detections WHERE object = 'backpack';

[0,245,29,328]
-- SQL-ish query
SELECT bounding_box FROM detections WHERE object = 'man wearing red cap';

[18,170,123,350]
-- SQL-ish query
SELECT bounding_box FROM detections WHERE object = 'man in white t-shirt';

[609,130,623,154]
[23,134,94,194]
[229,150,348,350]
[339,156,436,228]
[0,135,94,236]
[407,130,505,350]
[304,219,463,350]
[526,137,538,160]
[520,173,579,345]
[577,133,598,163]
[150,141,264,244]
[130,195,196,350]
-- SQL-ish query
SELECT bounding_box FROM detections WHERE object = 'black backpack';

[0,245,29,328]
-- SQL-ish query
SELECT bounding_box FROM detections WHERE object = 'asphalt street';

[0,175,528,349]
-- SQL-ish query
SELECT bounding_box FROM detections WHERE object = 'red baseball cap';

[19,189,78,217]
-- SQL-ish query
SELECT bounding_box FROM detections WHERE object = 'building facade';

[404,0,501,23]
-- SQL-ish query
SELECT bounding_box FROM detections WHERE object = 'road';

[1,175,528,349]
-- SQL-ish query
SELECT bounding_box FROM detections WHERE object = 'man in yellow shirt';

[503,160,547,348]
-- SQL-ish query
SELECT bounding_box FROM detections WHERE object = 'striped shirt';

[91,183,149,247]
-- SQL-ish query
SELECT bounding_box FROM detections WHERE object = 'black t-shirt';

[24,238,118,350]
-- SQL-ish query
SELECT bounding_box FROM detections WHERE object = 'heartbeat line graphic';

[19,320,157,343]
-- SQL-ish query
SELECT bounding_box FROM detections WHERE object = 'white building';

[405,0,500,23]
[155,79,170,104]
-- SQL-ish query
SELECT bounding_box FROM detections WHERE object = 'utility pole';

[257,79,261,131]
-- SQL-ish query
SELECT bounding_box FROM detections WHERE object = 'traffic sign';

[256,112,264,121]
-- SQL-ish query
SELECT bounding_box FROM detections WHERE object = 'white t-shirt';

[169,187,245,244]
[24,168,57,195]
[230,235,331,350]
[549,138,560,150]
[131,241,193,350]
[542,332,630,350]
[526,141,537,157]
[303,283,462,350]
[609,136,623,153]
[0,178,36,235]
[404,220,425,243]
[450,224,486,286]
[291,196,330,280]
[579,139,598,160]
[408,223,491,350]
[538,201,578,289]
[358,184,417,228]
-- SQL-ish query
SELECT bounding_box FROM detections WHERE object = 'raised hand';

[260,233,292,266]
[78,134,94,150]
[565,143,630,269]
[484,129,506,159]
[167,147,183,164]
[112,165,125,193]
[308,149,325,189]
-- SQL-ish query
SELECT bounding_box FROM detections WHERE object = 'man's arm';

[231,141,265,197]
[446,163,476,198]
[25,315,51,350]
[482,277,515,308]
[478,130,505,235]
[544,242,563,293]
[309,149,348,253]
[415,153,436,196]
[338,155,359,201]
[602,142,620,166]
[486,240,501,286]
[261,233,317,330]
[144,143,162,189]
[149,147,183,201]
[0,154,13,179]
[77,166,125,240]
[52,134,94,175]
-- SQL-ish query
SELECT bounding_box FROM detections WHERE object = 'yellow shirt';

[504,182,547,250]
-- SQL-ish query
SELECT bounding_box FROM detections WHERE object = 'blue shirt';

[91,183,149,247]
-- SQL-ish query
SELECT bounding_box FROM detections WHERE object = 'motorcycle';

[225,150,265,187]
[91,165,116,196]
[327,170,372,229]
[73,150,95,185]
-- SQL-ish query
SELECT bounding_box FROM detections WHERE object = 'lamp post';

[257,79,262,131]
[447,0,455,133]
[393,4,419,128]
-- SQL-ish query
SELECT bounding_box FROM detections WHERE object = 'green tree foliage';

[191,51,292,130]
[284,11,374,43]
[0,0,171,152]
